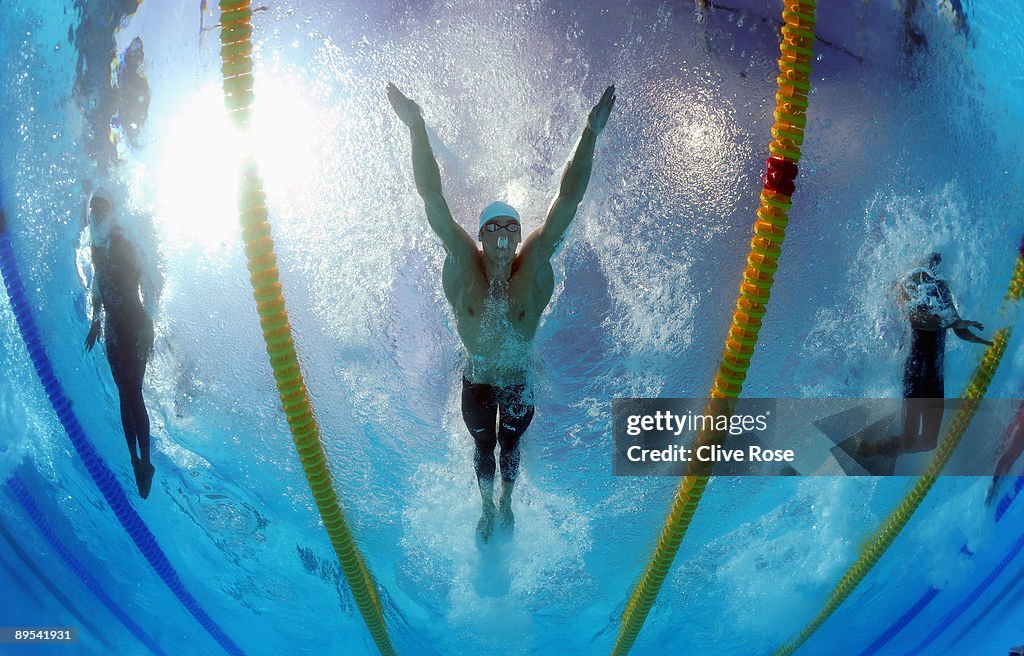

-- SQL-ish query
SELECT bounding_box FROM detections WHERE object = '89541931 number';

[1,627,78,643]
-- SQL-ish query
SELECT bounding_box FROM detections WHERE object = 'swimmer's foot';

[476,504,496,544]
[497,499,514,535]
[132,457,155,499]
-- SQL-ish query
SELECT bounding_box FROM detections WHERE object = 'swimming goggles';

[483,221,520,233]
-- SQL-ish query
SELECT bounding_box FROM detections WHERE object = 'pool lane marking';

[906,523,1024,655]
[857,479,1024,656]
[0,210,247,656]
[0,519,115,651]
[610,2,819,654]
[4,473,167,656]
[217,2,396,654]
[946,559,1024,650]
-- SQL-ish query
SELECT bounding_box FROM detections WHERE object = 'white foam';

[675,477,879,642]
[400,402,593,653]
[798,183,992,397]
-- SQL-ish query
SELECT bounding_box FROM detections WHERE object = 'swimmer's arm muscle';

[953,326,994,345]
[388,82,475,262]
[140,262,158,320]
[536,127,597,256]
[410,125,477,265]
[528,85,615,261]
[89,247,103,323]
[136,237,162,320]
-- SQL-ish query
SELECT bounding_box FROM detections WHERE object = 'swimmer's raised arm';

[526,84,616,261]
[387,82,474,261]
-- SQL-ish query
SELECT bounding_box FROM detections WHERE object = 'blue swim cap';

[479,201,520,228]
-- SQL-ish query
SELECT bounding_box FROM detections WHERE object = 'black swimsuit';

[904,328,945,399]
[92,228,154,467]
[95,232,153,363]
[461,377,535,483]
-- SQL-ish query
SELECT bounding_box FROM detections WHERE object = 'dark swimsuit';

[93,227,156,496]
[903,328,945,398]
[94,230,153,375]
[461,377,535,483]
[901,327,946,448]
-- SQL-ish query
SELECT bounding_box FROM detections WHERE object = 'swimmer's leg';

[919,343,945,452]
[126,383,154,499]
[899,399,923,453]
[495,390,535,533]
[462,378,498,542]
[111,331,155,498]
[919,402,944,451]
[129,336,154,498]
[117,386,139,457]
[131,335,153,463]
[898,347,928,453]
[108,343,140,459]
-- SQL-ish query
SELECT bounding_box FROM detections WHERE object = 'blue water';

[0,1,1022,655]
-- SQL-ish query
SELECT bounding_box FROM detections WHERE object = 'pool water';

[0,1,1022,654]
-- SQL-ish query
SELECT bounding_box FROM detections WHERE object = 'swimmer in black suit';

[388,83,616,542]
[84,189,157,498]
[861,252,991,458]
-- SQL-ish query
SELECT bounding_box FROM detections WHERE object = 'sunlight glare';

[157,79,319,251]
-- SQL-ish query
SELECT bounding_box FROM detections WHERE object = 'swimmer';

[114,37,150,150]
[84,189,157,499]
[986,400,1024,506]
[387,82,616,542]
[861,252,991,458]
[71,0,142,172]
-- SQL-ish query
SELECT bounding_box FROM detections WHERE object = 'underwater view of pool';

[0,1,1022,654]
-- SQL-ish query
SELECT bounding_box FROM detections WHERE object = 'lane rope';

[6,473,168,656]
[858,426,1024,656]
[0,206,246,656]
[610,3,818,654]
[217,3,397,654]
[773,239,1024,656]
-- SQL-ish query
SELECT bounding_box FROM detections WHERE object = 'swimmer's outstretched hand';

[85,319,100,351]
[386,82,424,128]
[587,84,616,135]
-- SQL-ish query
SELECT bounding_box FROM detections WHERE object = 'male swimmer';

[387,82,616,542]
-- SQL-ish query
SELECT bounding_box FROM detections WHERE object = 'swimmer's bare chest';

[441,254,542,352]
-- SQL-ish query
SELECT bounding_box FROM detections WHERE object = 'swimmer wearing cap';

[859,251,991,460]
[388,82,616,543]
